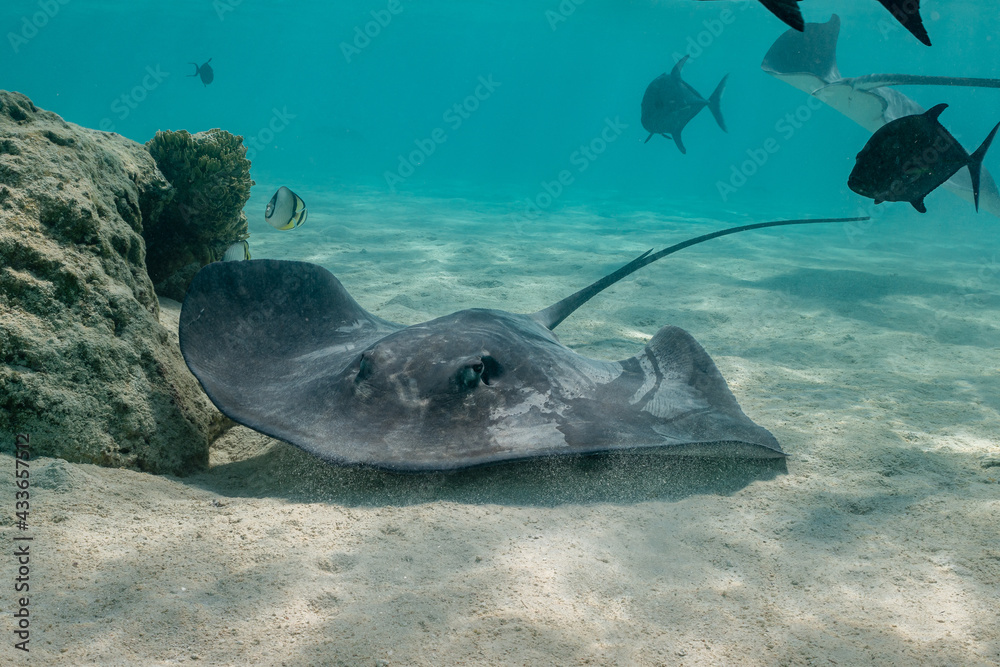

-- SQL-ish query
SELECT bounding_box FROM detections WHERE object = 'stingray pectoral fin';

[760,15,841,84]
[807,81,891,132]
[621,325,784,457]
[910,198,927,213]
[179,260,403,447]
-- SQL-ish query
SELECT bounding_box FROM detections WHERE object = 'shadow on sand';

[189,436,787,507]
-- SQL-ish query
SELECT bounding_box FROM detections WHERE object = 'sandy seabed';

[2,188,999,665]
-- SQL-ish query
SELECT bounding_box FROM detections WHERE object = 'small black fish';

[641,55,727,154]
[848,104,1000,213]
[188,59,213,87]
[699,0,931,46]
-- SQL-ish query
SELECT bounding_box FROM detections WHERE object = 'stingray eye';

[456,360,484,390]
[479,355,503,385]
[455,355,504,390]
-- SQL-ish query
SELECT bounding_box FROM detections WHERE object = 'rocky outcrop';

[0,91,225,474]
[144,129,253,300]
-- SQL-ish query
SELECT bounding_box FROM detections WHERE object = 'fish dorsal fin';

[530,217,869,330]
[925,103,948,122]
[671,55,690,80]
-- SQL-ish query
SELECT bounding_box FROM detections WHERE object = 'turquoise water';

[5,0,999,217]
[6,4,1000,663]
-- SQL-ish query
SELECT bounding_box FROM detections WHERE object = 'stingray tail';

[708,75,728,133]
[531,216,870,330]
[968,121,1000,212]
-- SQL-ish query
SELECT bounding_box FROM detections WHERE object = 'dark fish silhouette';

[179,216,867,472]
[188,59,214,87]
[848,104,1000,213]
[699,0,931,45]
[641,55,727,154]
[761,15,1000,217]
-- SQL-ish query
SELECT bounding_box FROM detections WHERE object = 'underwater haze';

[4,0,1000,665]
[4,0,998,213]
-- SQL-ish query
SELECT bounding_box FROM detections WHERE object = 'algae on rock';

[0,91,225,474]
[144,129,254,300]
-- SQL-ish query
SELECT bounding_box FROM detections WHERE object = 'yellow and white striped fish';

[265,186,307,230]
[221,239,251,261]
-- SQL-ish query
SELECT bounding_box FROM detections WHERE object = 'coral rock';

[144,129,253,300]
[0,91,225,474]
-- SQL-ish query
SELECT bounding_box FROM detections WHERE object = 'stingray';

[179,216,865,472]
[761,14,1000,217]
[698,0,930,45]
[641,55,727,154]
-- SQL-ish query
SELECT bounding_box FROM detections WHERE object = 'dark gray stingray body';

[641,56,727,154]
[180,217,866,472]
[762,15,1000,217]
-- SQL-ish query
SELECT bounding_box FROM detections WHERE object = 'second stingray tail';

[969,121,1000,212]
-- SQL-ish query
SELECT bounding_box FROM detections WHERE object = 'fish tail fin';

[759,0,805,31]
[969,120,1000,212]
[875,0,930,46]
[708,74,729,133]
[187,63,198,77]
